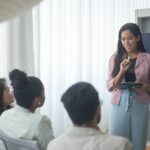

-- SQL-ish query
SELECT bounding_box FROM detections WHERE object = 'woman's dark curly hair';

[9,69,44,109]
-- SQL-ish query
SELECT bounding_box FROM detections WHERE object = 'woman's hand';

[120,58,130,73]
[110,58,131,90]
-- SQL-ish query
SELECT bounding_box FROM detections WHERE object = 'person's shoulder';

[110,52,117,58]
[47,133,66,150]
[108,52,117,67]
[34,114,53,139]
[105,134,130,143]
[33,112,51,125]
[140,52,150,57]
[40,114,51,123]
[0,107,14,117]
[139,52,150,63]
[145,52,150,57]
[35,114,53,134]
[109,52,117,61]
[100,134,133,150]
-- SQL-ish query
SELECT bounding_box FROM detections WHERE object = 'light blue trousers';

[109,89,149,150]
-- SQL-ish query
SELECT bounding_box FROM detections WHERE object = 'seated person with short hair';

[47,82,133,150]
[0,69,54,150]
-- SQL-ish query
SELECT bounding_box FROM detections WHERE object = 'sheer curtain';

[0,11,36,78]
[35,0,111,136]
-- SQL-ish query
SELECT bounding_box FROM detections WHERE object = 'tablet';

[119,82,143,89]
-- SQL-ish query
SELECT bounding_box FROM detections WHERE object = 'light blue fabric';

[109,89,149,150]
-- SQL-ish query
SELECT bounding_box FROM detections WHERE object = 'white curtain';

[0,10,38,78]
[0,0,150,137]
[36,0,111,136]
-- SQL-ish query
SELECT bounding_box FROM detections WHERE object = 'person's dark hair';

[61,82,100,125]
[112,23,146,77]
[9,69,44,109]
[0,78,6,115]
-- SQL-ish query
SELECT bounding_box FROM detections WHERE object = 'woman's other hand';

[133,84,150,94]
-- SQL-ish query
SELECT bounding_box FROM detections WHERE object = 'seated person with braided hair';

[0,69,54,150]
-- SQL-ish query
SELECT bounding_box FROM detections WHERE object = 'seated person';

[0,78,14,115]
[47,82,133,150]
[0,69,54,150]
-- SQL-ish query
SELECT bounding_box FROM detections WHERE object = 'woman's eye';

[129,37,133,40]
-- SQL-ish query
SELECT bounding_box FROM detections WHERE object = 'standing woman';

[0,69,54,150]
[107,23,150,150]
[0,78,14,115]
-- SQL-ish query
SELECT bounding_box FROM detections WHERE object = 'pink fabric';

[107,52,150,105]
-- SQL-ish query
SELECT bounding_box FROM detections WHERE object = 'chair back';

[0,131,40,150]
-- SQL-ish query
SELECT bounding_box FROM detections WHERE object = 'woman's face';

[38,88,45,107]
[121,29,140,54]
[3,85,14,106]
